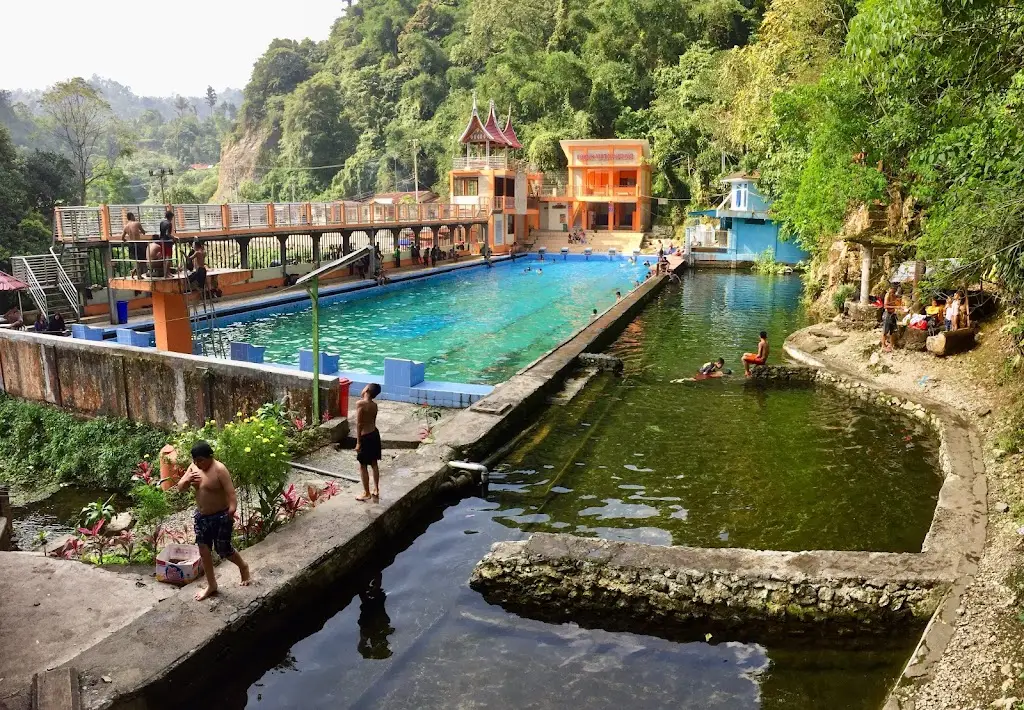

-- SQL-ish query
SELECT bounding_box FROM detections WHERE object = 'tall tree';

[205,86,218,110]
[40,78,112,204]
[173,95,191,118]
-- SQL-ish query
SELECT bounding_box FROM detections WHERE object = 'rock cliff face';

[213,125,278,203]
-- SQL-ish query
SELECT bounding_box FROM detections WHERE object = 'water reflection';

[357,573,395,660]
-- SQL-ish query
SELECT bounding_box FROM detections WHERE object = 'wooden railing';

[54,200,492,242]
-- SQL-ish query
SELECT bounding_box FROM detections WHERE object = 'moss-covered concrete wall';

[0,330,339,427]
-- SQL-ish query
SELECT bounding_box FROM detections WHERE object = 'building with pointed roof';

[450,98,653,250]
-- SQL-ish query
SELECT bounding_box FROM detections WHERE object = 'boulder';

[106,512,134,534]
[898,326,928,352]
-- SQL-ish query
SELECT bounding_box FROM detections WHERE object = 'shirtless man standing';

[355,383,383,502]
[177,440,251,600]
[742,330,770,376]
[120,212,148,278]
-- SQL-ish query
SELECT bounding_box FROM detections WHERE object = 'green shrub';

[752,249,789,275]
[833,284,856,314]
[0,395,167,492]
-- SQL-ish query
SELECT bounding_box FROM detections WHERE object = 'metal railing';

[49,247,82,318]
[452,155,522,170]
[11,256,48,316]
[54,199,492,242]
[11,252,81,318]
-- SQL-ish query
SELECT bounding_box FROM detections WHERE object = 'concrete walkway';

[0,553,174,710]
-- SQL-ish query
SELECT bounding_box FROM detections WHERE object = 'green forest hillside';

[225,0,1024,333]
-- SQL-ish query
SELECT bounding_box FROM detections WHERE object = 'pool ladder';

[185,277,227,358]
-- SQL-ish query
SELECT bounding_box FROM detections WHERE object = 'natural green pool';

[491,273,942,552]
[200,272,932,710]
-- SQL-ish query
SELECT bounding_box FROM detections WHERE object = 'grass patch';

[0,394,167,493]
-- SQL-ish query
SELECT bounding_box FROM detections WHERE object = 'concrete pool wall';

[0,328,342,427]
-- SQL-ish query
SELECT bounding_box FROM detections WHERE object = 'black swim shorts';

[357,430,382,465]
[194,509,235,558]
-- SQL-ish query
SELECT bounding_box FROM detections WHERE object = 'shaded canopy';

[0,271,28,292]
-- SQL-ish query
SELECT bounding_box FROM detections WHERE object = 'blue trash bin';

[116,300,129,325]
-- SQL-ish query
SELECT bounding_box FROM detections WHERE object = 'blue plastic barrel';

[116,300,129,325]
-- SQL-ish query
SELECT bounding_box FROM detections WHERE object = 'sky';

[0,0,343,97]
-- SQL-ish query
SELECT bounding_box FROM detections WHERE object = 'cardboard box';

[155,544,204,585]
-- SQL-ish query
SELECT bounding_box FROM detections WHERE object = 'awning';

[687,209,718,217]
[0,271,28,291]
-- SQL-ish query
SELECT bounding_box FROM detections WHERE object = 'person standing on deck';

[742,331,770,376]
[121,212,148,278]
[158,210,175,275]
[177,440,251,601]
[355,383,383,502]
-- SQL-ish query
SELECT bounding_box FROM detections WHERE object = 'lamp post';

[411,139,420,204]
[293,246,372,423]
[149,167,174,205]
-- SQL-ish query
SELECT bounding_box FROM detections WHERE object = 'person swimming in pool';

[697,358,726,378]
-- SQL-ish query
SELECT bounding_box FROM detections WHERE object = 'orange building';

[449,99,651,249]
[542,139,651,233]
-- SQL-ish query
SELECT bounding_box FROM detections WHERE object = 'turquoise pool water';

[216,258,647,384]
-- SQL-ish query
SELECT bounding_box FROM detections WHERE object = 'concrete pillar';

[237,237,251,270]
[913,260,925,302]
[342,231,351,254]
[152,291,192,354]
[860,244,872,305]
[103,244,118,324]
[312,232,321,267]
[277,235,289,277]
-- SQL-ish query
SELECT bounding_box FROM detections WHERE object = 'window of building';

[618,171,637,187]
[733,183,749,210]
[454,177,479,197]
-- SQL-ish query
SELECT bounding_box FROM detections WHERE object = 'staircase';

[11,248,85,322]
[527,230,646,255]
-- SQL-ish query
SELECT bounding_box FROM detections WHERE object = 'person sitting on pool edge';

[697,358,727,378]
[742,331,770,376]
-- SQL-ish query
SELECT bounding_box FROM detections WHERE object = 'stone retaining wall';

[0,329,340,428]
[471,534,953,637]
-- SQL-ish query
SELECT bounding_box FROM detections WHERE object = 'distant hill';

[8,76,243,122]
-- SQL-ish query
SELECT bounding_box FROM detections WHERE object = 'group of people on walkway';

[2,307,68,335]
[878,284,970,352]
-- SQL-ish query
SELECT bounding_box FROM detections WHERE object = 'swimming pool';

[214,258,647,384]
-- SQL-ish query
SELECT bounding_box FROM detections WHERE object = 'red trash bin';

[338,378,352,418]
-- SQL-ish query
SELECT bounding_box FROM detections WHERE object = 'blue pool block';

[115,329,154,347]
[71,324,104,341]
[193,341,205,355]
[230,342,251,362]
[384,358,426,387]
[248,345,266,364]
[299,349,340,375]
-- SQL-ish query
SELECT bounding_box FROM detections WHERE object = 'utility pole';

[149,167,174,205]
[411,139,420,203]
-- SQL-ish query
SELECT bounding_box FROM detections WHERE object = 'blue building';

[685,173,807,266]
